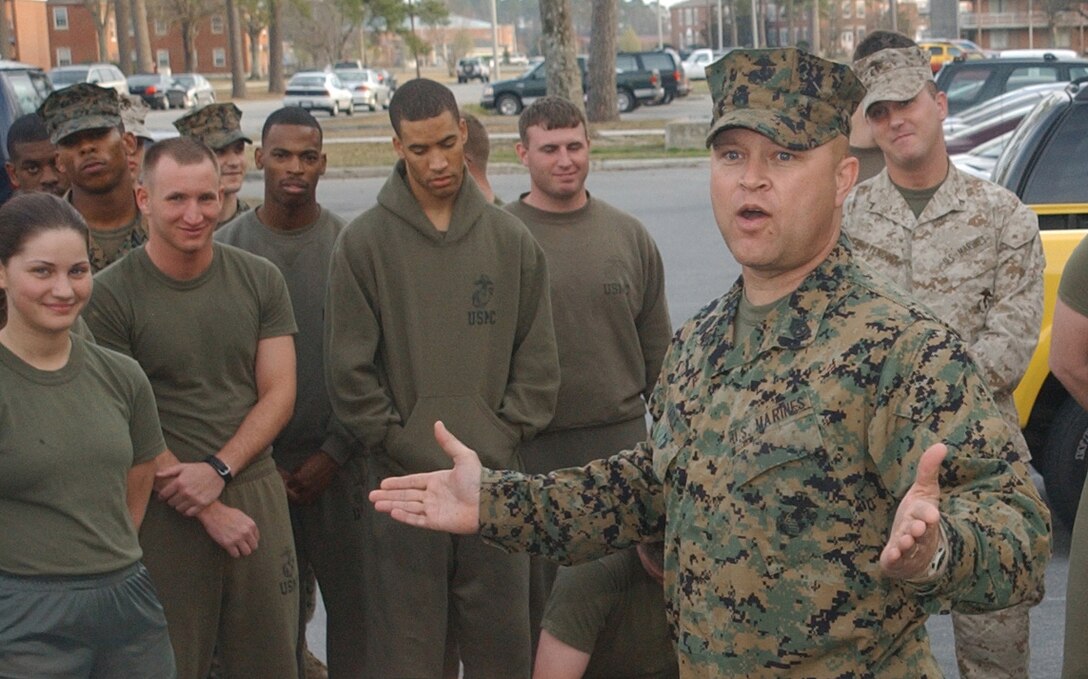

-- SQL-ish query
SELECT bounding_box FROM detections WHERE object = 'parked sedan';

[49,64,127,95]
[283,72,354,117]
[127,73,174,109]
[166,73,215,109]
[336,68,390,111]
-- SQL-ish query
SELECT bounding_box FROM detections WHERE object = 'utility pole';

[490,0,501,81]
[658,0,664,48]
[718,0,725,49]
[751,0,759,46]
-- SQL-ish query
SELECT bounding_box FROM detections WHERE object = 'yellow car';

[920,40,987,74]
[997,82,1088,527]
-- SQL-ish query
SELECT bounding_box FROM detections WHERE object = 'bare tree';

[586,0,617,123]
[239,0,268,79]
[132,0,154,72]
[115,0,133,73]
[82,0,114,62]
[154,0,216,72]
[268,0,285,92]
[227,0,247,96]
[539,0,583,109]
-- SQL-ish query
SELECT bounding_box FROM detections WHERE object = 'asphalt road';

[287,166,1071,676]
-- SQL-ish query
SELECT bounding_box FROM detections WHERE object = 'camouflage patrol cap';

[705,48,865,150]
[38,83,122,145]
[173,103,251,150]
[854,46,933,115]
[120,95,152,142]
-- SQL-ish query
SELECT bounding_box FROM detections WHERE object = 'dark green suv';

[480,58,664,116]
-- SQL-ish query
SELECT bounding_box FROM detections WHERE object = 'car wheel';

[458,76,465,84]
[1041,396,1088,528]
[496,93,522,116]
[346,101,354,116]
[330,101,339,117]
[617,89,636,113]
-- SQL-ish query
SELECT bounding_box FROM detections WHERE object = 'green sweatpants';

[1064,479,1088,678]
[140,456,300,679]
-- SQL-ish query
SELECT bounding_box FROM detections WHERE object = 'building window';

[154,19,167,35]
[213,48,226,68]
[156,49,170,71]
[211,15,224,34]
[53,7,68,30]
[856,0,865,17]
[841,0,852,17]
[990,30,1009,48]
[56,47,72,66]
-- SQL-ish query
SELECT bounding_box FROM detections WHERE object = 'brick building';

[46,0,268,75]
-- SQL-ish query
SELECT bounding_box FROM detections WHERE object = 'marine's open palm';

[369,421,482,534]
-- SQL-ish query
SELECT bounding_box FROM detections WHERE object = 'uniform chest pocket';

[728,406,825,491]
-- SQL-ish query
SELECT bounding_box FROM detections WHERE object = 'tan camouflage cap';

[173,103,251,150]
[705,47,865,150]
[120,94,152,141]
[854,46,933,115]
[38,83,122,145]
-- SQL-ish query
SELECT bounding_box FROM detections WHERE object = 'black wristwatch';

[203,455,233,484]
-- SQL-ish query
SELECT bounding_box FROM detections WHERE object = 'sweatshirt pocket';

[387,395,519,474]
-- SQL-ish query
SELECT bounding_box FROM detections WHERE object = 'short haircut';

[517,96,587,145]
[853,31,918,61]
[6,114,50,160]
[0,193,89,328]
[262,107,323,145]
[461,112,490,167]
[140,136,219,186]
[388,79,459,137]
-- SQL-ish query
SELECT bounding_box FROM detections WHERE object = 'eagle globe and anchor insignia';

[468,274,496,326]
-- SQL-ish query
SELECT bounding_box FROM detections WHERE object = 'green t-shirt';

[1059,233,1088,317]
[0,336,165,575]
[85,244,297,478]
[542,548,678,679]
[732,292,789,344]
[892,180,943,219]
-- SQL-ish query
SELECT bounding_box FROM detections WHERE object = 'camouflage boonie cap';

[705,48,865,150]
[173,103,251,150]
[120,95,152,141]
[855,46,933,115]
[38,83,122,145]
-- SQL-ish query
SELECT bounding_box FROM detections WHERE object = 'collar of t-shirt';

[732,291,791,345]
[891,177,945,220]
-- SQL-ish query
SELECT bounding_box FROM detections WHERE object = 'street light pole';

[1028,0,1034,48]
[751,0,759,47]
[658,0,664,48]
[490,0,500,81]
[718,0,725,49]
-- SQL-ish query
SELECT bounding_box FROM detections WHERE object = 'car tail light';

[146,85,156,94]
[651,73,659,86]
[356,85,370,92]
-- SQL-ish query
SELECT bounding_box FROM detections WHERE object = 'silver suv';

[457,57,490,84]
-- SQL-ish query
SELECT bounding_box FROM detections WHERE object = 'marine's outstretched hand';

[369,421,482,534]
[880,442,947,580]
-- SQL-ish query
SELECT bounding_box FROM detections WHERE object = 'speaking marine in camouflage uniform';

[370,48,1051,677]
[174,103,253,228]
[842,34,1045,679]
[38,83,146,272]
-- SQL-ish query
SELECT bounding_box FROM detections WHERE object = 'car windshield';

[50,69,88,85]
[336,70,366,83]
[173,75,196,87]
[129,74,163,85]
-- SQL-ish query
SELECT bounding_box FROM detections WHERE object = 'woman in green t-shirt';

[0,193,176,677]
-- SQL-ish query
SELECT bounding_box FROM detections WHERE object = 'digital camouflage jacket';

[479,238,1051,678]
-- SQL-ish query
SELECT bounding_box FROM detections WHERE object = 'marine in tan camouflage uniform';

[39,83,147,272]
[842,34,1046,679]
[369,47,1051,677]
[174,103,253,228]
